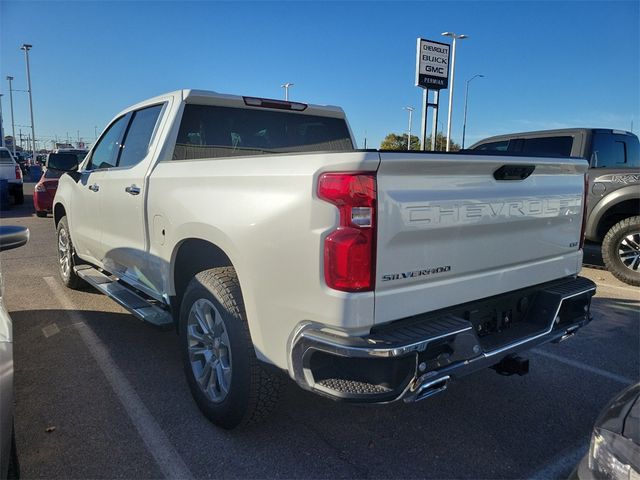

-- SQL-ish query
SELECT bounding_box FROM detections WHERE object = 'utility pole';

[280,82,294,101]
[6,76,16,156]
[461,74,484,149]
[21,44,37,159]
[441,32,468,151]
[404,106,414,150]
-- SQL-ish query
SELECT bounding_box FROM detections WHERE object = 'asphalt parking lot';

[2,183,639,479]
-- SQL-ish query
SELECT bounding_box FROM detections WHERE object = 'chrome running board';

[75,265,173,329]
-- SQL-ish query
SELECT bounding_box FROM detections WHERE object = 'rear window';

[521,136,573,156]
[173,104,354,161]
[48,152,86,166]
[0,150,14,164]
[44,169,64,179]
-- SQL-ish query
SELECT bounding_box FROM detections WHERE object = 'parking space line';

[531,348,635,385]
[528,443,587,480]
[43,276,193,480]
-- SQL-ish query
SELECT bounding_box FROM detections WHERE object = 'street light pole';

[281,82,294,101]
[6,76,16,156]
[0,94,4,148]
[462,74,484,149]
[21,44,37,159]
[404,106,414,150]
[441,32,468,152]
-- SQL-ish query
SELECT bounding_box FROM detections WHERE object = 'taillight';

[318,173,376,292]
[15,165,22,180]
[579,173,589,249]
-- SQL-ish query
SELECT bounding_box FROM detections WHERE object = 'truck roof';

[470,128,637,148]
[117,89,348,120]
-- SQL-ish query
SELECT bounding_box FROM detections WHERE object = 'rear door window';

[173,104,354,161]
[521,136,573,156]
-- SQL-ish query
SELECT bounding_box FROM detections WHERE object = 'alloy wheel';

[618,231,640,272]
[187,298,233,403]
[58,227,71,278]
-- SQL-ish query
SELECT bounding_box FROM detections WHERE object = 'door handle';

[89,183,100,192]
[125,185,141,195]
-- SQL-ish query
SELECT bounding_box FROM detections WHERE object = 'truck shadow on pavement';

[11,305,638,479]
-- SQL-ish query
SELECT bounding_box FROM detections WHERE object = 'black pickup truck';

[470,128,640,286]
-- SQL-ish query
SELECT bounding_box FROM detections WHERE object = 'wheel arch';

[170,238,234,319]
[586,187,640,241]
[53,202,67,227]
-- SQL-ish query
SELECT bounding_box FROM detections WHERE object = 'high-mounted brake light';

[318,173,376,292]
[243,96,307,111]
[579,173,589,249]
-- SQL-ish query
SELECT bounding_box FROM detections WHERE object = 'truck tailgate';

[374,152,588,324]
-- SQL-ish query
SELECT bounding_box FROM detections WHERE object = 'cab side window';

[87,115,130,170]
[118,104,163,168]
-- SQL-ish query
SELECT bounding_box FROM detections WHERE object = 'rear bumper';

[33,191,53,212]
[289,276,596,403]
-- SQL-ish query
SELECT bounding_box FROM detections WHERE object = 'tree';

[380,133,421,150]
[426,132,461,152]
[379,132,460,152]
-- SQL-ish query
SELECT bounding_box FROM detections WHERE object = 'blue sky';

[1,0,638,150]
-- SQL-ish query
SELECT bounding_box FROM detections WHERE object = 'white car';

[0,225,29,479]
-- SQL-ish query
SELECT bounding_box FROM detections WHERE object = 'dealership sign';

[415,38,450,90]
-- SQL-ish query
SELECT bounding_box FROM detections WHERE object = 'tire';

[56,216,84,289]
[7,422,19,480]
[13,187,24,205]
[36,211,47,218]
[602,216,640,287]
[180,267,282,429]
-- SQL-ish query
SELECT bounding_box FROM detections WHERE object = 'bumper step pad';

[317,379,392,395]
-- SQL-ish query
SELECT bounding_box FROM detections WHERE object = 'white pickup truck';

[52,90,596,429]
[0,147,24,205]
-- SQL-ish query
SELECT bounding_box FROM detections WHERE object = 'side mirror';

[47,153,79,172]
[0,226,29,252]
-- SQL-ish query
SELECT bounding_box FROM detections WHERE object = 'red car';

[33,168,63,217]
[33,151,86,217]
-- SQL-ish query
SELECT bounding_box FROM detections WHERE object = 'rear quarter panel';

[147,151,380,370]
